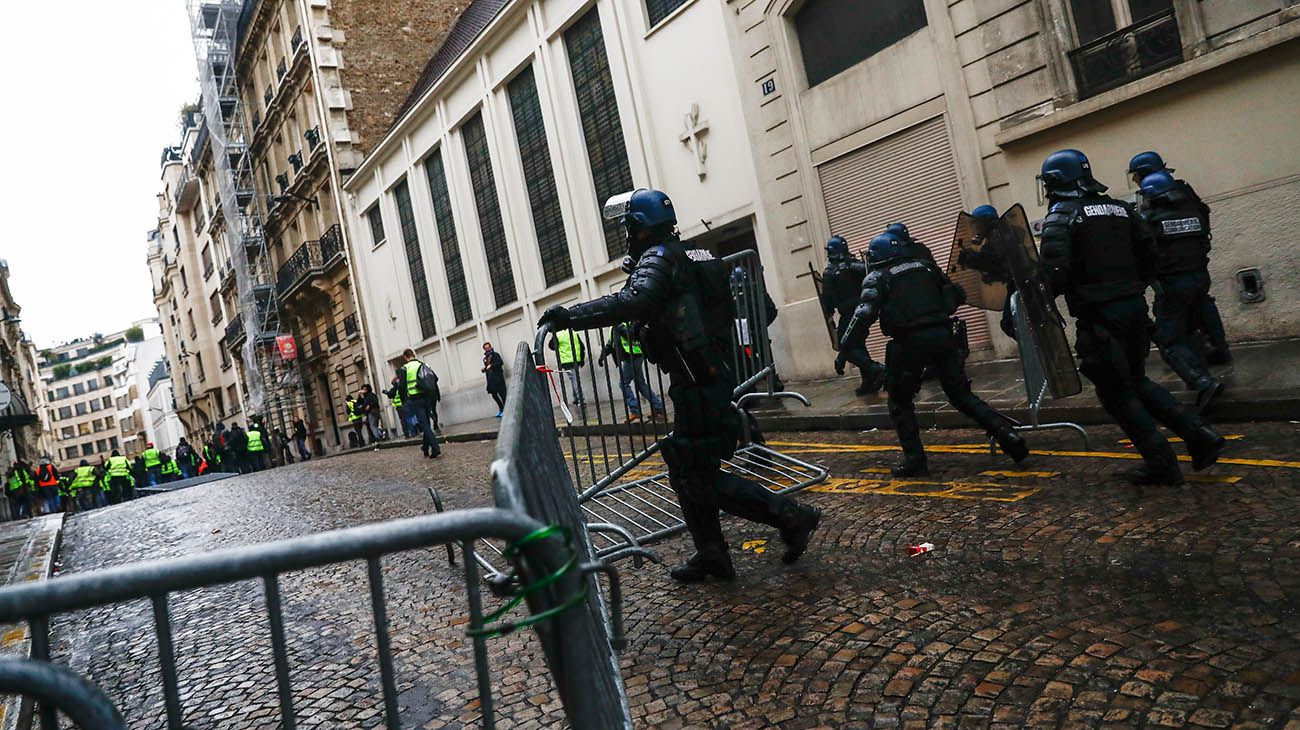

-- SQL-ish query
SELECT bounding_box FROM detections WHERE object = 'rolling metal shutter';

[817,114,992,354]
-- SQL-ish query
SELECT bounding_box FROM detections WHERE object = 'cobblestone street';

[51,423,1300,729]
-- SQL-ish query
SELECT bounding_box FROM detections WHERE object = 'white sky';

[1,2,198,348]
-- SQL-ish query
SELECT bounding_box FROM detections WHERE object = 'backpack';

[416,363,440,401]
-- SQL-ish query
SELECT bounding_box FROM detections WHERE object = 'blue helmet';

[624,188,676,230]
[1127,151,1170,179]
[885,223,910,240]
[1039,149,1106,196]
[971,205,998,220]
[1138,170,1178,199]
[866,232,906,265]
[826,235,850,260]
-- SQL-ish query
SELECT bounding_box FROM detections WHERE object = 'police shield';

[806,262,839,351]
[946,212,1010,311]
[999,204,1082,398]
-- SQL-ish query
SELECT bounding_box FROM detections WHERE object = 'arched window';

[794,0,927,87]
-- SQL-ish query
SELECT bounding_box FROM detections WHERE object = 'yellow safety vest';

[143,448,161,467]
[618,324,643,357]
[402,360,423,398]
[246,430,265,452]
[390,390,403,408]
[106,456,131,478]
[70,466,97,492]
[346,400,361,422]
[556,330,583,365]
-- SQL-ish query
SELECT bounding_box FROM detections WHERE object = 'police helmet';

[866,232,906,265]
[1127,151,1170,179]
[1038,149,1107,197]
[605,188,676,231]
[884,223,911,240]
[971,205,998,220]
[825,235,850,261]
[1138,170,1178,199]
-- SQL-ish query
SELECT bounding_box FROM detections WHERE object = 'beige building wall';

[0,262,45,464]
[37,328,144,470]
[724,0,1300,379]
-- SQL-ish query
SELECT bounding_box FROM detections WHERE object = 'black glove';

[597,353,607,367]
[833,354,846,375]
[539,305,572,329]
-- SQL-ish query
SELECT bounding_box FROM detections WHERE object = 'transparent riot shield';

[999,204,1083,399]
[806,262,839,351]
[946,212,1010,311]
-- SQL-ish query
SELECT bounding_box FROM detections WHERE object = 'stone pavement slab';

[0,514,64,730]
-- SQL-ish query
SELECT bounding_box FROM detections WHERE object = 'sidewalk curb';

[0,514,66,730]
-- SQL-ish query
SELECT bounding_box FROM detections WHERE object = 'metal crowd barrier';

[0,376,634,730]
[519,249,827,563]
[1006,291,1089,448]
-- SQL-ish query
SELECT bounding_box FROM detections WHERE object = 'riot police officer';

[819,236,884,394]
[1128,151,1230,365]
[1138,170,1224,410]
[539,188,821,583]
[839,231,1028,476]
[1039,149,1223,485]
[885,223,936,263]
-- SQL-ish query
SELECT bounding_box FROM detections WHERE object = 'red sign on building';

[276,335,298,361]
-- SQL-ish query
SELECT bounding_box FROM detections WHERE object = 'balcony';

[1069,10,1182,100]
[288,151,303,172]
[304,126,320,152]
[218,259,236,291]
[264,88,274,109]
[343,313,358,338]
[225,313,246,347]
[202,260,215,281]
[325,324,338,347]
[174,168,200,213]
[291,26,304,53]
[276,240,324,299]
[320,224,345,266]
[276,57,287,81]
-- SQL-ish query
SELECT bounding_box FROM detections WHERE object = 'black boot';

[1124,464,1186,486]
[855,364,884,396]
[1205,348,1232,366]
[891,456,928,478]
[1185,425,1225,471]
[1194,377,1224,413]
[669,544,736,583]
[780,505,821,564]
[1126,435,1183,485]
[995,429,1029,463]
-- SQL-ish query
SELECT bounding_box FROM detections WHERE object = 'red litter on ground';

[908,542,935,557]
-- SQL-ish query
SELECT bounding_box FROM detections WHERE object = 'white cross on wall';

[679,103,709,180]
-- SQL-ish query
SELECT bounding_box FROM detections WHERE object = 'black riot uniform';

[839,232,1028,476]
[539,189,820,583]
[819,237,884,394]
[1137,171,1225,410]
[1039,149,1223,485]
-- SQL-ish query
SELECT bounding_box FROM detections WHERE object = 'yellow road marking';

[860,467,893,474]
[767,440,1300,470]
[741,539,768,554]
[1118,434,1245,445]
[1185,474,1244,484]
[1,628,25,647]
[811,476,1039,503]
[980,470,1060,478]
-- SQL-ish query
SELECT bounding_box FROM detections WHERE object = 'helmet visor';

[602,191,637,221]
[1035,174,1048,207]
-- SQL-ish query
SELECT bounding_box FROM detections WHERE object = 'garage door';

[817,114,992,355]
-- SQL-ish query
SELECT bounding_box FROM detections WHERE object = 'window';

[90,399,101,413]
[65,447,79,461]
[104,374,113,386]
[103,396,113,409]
[73,382,85,396]
[81,444,94,457]
[87,378,98,391]
[462,112,518,309]
[220,339,231,368]
[61,426,74,439]
[508,66,573,288]
[646,0,686,27]
[393,181,438,338]
[180,266,189,294]
[366,205,386,247]
[796,0,926,87]
[110,436,119,450]
[425,150,473,325]
[1065,0,1179,99]
[58,406,72,420]
[75,402,87,416]
[96,439,107,453]
[195,353,205,382]
[210,291,223,324]
[47,390,55,402]
[201,244,214,274]
[566,9,635,261]
[56,387,68,400]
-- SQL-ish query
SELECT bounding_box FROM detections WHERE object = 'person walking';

[345,394,365,448]
[359,385,384,445]
[481,342,507,417]
[69,460,98,513]
[273,428,295,465]
[105,450,132,504]
[159,454,182,483]
[142,442,163,486]
[384,378,411,438]
[6,462,33,521]
[291,419,311,461]
[396,348,442,458]
[598,321,666,423]
[245,422,267,472]
[1038,149,1223,485]
[227,424,250,474]
[548,329,587,407]
[34,458,60,515]
[174,438,199,479]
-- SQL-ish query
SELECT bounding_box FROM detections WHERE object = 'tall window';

[366,205,386,246]
[795,0,927,87]
[508,66,573,288]
[565,9,635,261]
[393,181,438,338]
[425,150,474,325]
[646,0,686,27]
[461,112,518,309]
[1065,0,1179,98]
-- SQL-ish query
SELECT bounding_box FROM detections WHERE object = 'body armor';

[1040,194,1151,312]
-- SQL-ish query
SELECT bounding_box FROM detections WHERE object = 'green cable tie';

[466,524,586,639]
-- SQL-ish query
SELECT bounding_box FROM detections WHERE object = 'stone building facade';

[0,260,45,465]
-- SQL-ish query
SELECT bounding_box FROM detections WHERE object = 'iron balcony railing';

[288,151,303,172]
[264,88,274,109]
[325,323,338,347]
[225,313,245,347]
[276,57,287,81]
[304,126,320,151]
[276,240,323,299]
[320,223,344,264]
[343,313,358,337]
[291,25,303,53]
[1069,9,1182,99]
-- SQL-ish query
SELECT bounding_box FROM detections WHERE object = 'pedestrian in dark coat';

[482,342,507,417]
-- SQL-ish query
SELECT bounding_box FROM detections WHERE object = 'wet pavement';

[49,422,1300,728]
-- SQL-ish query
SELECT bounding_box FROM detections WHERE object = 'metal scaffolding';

[186,0,299,431]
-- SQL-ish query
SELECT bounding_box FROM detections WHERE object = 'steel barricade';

[0,490,630,725]
[523,249,827,561]
[1006,291,1089,448]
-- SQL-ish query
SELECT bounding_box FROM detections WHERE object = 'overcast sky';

[1,2,198,348]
